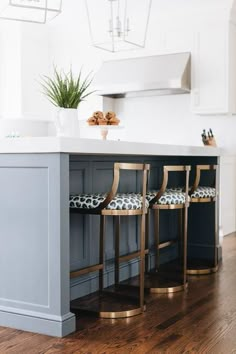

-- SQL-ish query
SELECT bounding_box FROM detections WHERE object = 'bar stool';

[187,164,218,275]
[69,162,150,318]
[145,165,191,293]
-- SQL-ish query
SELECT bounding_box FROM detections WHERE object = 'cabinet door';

[220,156,236,237]
[191,26,228,114]
[228,23,236,114]
[159,28,193,54]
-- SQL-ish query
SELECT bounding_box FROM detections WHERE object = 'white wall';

[21,24,52,120]
[0,22,22,118]
[0,20,53,135]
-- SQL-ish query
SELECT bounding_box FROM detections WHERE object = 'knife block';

[202,137,217,147]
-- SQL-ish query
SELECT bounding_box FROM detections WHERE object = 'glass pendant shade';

[85,0,152,52]
[0,0,62,24]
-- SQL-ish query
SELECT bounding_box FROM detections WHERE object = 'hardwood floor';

[1,234,236,354]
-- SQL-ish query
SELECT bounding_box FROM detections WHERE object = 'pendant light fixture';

[85,0,152,52]
[0,0,62,24]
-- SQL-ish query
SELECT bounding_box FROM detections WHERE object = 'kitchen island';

[0,137,221,337]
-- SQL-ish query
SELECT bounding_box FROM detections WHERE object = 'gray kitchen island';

[0,137,221,337]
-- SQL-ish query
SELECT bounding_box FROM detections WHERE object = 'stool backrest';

[150,165,191,205]
[98,162,150,211]
[190,164,218,195]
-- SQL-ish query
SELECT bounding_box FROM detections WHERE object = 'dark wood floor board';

[1,234,236,354]
[144,238,236,354]
[70,279,223,353]
[112,279,224,352]
[0,330,44,353]
[208,321,236,354]
[148,265,236,350]
[0,331,55,354]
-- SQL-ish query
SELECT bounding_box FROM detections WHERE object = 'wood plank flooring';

[1,234,236,354]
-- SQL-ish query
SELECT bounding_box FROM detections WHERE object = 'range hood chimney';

[93,52,191,98]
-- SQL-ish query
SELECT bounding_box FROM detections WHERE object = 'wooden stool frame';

[187,164,218,275]
[70,162,150,319]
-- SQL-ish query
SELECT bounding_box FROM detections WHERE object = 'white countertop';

[0,137,221,156]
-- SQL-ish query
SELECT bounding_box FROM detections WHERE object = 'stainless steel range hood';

[93,52,191,98]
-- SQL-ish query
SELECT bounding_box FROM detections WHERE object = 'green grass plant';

[41,68,94,108]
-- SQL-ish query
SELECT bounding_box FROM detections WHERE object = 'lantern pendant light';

[0,0,62,24]
[85,0,152,52]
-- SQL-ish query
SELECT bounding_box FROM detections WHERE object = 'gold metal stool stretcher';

[70,162,150,319]
[145,165,191,293]
[187,164,218,275]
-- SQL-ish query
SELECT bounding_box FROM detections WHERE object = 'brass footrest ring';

[187,265,218,275]
[149,282,188,294]
[99,305,146,319]
[71,291,146,319]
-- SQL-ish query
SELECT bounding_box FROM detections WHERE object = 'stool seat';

[148,186,216,200]
[147,188,188,205]
[190,186,216,199]
[70,193,149,210]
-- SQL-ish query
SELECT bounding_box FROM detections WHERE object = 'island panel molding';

[0,153,75,337]
[0,165,49,307]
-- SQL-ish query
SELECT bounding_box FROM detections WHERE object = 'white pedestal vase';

[55,108,79,137]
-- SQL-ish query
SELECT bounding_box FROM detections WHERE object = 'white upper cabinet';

[190,6,236,115]
[191,23,229,114]
[152,2,236,115]
[228,22,236,114]
[158,29,193,55]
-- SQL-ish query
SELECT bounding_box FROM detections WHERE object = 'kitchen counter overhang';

[0,137,221,156]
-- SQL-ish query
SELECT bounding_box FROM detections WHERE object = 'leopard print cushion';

[147,188,188,205]
[70,193,149,210]
[190,186,216,198]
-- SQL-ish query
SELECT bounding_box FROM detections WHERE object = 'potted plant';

[41,67,93,137]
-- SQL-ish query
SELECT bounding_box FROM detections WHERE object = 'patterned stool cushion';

[147,188,187,205]
[190,186,216,199]
[70,193,149,210]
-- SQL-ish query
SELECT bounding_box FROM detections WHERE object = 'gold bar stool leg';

[183,203,188,288]
[214,202,218,269]
[140,213,145,311]
[154,209,160,271]
[214,176,219,269]
[99,215,105,292]
[178,209,183,260]
[115,216,120,287]
[145,211,150,272]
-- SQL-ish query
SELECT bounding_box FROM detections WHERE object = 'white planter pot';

[55,108,79,137]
